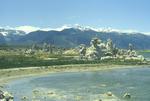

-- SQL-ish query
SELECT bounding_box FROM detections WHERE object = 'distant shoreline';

[0,64,149,87]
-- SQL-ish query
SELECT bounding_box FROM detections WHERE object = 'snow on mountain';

[0,31,8,36]
[47,24,145,35]
[0,25,150,36]
[0,27,26,36]
[15,26,40,33]
[0,25,150,49]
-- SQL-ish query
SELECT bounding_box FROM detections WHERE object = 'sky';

[0,0,150,32]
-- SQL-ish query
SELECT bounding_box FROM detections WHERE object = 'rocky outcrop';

[79,37,145,61]
[0,90,13,101]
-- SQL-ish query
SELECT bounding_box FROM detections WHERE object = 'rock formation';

[0,90,13,101]
[85,37,105,60]
[79,37,145,61]
[79,44,86,59]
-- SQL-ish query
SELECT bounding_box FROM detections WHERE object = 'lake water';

[4,66,150,101]
[139,52,150,60]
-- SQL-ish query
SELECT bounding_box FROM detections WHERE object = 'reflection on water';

[5,66,150,101]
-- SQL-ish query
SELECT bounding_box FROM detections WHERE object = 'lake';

[4,66,150,101]
[139,52,150,60]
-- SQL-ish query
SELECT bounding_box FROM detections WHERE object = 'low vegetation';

[138,50,150,53]
[0,43,149,69]
[0,51,148,69]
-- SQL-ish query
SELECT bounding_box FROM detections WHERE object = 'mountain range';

[0,26,150,49]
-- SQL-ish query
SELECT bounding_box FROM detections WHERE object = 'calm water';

[5,66,150,101]
[139,52,150,60]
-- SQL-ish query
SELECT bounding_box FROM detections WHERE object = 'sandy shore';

[0,64,149,86]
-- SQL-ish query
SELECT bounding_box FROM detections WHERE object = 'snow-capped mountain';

[0,25,150,49]
[0,25,149,36]
[0,28,26,36]
[0,28,26,44]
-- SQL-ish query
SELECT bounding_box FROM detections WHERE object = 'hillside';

[0,27,150,49]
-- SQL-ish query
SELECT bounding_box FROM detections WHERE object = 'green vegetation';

[0,46,149,69]
[138,50,150,53]
[0,54,147,69]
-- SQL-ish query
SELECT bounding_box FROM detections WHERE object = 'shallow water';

[5,66,150,101]
[140,52,150,60]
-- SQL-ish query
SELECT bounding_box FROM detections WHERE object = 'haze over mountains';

[0,25,150,49]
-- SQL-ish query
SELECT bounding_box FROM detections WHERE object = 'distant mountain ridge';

[0,26,150,49]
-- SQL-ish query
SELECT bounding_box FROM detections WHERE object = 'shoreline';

[0,64,149,85]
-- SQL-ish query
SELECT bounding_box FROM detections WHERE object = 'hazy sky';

[0,0,150,31]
